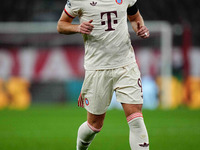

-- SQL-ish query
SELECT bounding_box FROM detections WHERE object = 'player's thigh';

[81,70,113,115]
[87,111,106,129]
[115,63,143,105]
[121,103,142,117]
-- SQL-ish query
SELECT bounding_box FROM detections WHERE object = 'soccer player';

[57,0,150,149]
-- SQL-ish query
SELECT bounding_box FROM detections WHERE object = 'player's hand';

[136,21,150,39]
[77,20,94,35]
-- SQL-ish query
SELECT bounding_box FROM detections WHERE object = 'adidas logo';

[139,142,149,147]
[90,1,97,6]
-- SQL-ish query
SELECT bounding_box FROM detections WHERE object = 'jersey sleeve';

[64,0,80,18]
[128,0,137,7]
[127,1,138,15]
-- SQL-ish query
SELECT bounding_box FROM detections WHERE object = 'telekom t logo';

[101,11,118,31]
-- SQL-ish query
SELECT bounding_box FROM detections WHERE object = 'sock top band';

[127,112,143,123]
[87,121,102,132]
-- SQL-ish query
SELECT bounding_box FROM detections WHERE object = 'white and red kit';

[64,0,143,114]
[64,0,137,70]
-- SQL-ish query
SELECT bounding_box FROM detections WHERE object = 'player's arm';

[127,3,150,38]
[57,11,94,35]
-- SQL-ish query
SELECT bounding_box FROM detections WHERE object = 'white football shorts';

[78,63,143,115]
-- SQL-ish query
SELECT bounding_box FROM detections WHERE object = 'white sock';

[76,121,101,150]
[127,112,149,150]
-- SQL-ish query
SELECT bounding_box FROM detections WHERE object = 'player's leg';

[113,63,149,150]
[122,103,149,150]
[76,112,105,150]
[76,69,113,150]
[87,111,106,129]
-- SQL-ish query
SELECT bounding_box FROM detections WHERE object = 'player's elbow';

[57,20,67,34]
[57,23,63,34]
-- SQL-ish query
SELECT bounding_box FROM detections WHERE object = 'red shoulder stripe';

[64,8,75,19]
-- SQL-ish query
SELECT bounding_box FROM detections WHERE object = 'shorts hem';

[85,107,107,115]
[117,100,143,105]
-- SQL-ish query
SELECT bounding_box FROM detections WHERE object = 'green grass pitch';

[0,104,200,150]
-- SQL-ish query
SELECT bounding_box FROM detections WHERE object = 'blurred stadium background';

[0,0,200,150]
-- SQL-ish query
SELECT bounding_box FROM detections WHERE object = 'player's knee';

[122,103,143,117]
[87,121,103,133]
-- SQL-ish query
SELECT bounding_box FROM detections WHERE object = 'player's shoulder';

[66,0,88,4]
[130,0,137,2]
[128,0,137,3]
[65,0,82,9]
[66,0,77,6]
[128,0,137,7]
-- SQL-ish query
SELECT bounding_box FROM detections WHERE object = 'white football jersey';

[64,0,137,70]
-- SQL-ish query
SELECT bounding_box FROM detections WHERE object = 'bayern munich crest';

[115,0,123,5]
[85,98,89,106]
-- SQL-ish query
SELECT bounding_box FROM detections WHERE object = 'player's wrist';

[75,25,81,33]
